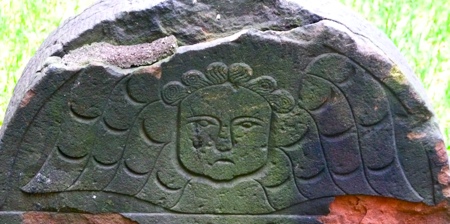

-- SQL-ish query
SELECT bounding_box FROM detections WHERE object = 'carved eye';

[239,121,256,129]
[187,116,219,128]
[196,120,212,127]
[233,118,263,130]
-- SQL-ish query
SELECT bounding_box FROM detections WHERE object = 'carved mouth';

[214,159,235,165]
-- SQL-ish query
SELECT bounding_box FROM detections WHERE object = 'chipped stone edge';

[61,36,178,69]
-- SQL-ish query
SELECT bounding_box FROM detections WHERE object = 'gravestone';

[0,0,448,223]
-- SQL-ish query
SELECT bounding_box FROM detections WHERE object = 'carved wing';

[19,53,437,210]
[20,63,177,198]
[281,53,435,204]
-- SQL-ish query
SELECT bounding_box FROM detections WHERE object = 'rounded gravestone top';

[0,0,447,222]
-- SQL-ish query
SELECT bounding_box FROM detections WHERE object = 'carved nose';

[217,126,232,152]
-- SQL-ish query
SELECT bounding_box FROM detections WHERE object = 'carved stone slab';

[0,0,448,223]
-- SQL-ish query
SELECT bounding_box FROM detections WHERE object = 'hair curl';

[161,62,295,113]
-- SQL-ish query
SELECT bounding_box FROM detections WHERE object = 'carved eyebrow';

[187,115,220,125]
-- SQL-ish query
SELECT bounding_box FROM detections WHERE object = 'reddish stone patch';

[19,90,36,108]
[435,140,448,164]
[439,165,450,198]
[23,212,137,224]
[406,132,427,140]
[132,64,162,79]
[319,195,450,224]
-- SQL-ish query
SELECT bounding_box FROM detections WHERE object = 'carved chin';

[204,161,236,181]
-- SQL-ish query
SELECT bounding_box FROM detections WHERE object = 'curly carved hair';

[161,62,295,113]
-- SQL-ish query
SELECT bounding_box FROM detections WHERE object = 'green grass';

[0,0,449,149]
[0,0,95,123]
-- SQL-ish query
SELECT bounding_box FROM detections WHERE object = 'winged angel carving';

[21,53,433,214]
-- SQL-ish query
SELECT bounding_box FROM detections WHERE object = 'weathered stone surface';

[319,195,450,224]
[22,212,137,224]
[0,0,447,223]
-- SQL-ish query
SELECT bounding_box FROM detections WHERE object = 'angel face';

[178,84,272,181]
